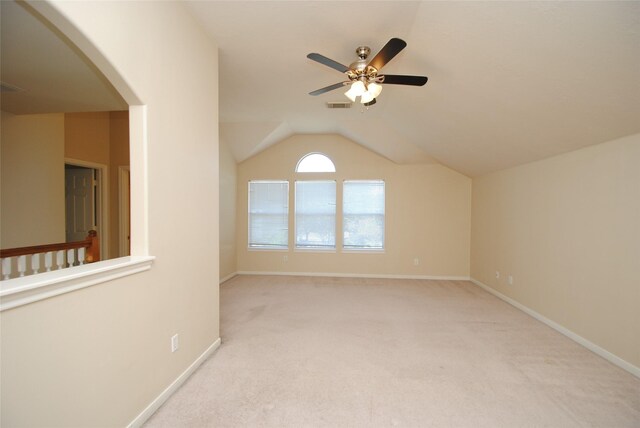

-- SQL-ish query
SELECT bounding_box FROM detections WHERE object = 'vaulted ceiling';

[187,1,640,176]
[2,1,639,177]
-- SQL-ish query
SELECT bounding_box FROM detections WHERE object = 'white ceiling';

[2,1,638,177]
[187,1,640,176]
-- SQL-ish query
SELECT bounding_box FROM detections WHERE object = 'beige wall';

[1,1,219,426]
[471,132,640,369]
[0,111,65,248]
[64,111,110,164]
[237,134,471,277]
[219,136,237,280]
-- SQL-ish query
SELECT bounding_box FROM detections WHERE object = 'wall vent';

[0,81,24,93]
[326,101,352,109]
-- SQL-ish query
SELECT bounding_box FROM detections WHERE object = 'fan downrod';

[355,46,370,60]
[349,46,377,77]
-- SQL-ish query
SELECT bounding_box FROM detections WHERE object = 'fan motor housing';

[348,46,379,82]
[349,46,372,74]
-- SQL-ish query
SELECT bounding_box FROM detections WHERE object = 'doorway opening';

[64,159,108,259]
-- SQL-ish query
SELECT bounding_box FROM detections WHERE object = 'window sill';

[294,247,336,253]
[0,256,155,312]
[341,248,386,254]
[248,247,289,252]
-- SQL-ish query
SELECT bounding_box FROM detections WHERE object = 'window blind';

[248,181,289,249]
[295,180,336,249]
[343,180,385,250]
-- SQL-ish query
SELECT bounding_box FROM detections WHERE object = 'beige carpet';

[145,275,640,427]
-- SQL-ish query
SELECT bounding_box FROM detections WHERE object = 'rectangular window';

[343,180,385,250]
[295,180,336,249]
[248,181,289,249]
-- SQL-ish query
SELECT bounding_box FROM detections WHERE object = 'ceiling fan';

[307,38,428,106]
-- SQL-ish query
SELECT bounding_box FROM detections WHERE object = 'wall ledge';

[0,256,155,311]
[470,278,640,379]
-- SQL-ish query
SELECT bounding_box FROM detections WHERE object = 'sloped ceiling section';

[189,1,640,177]
[0,1,127,114]
[220,122,290,162]
[338,120,437,165]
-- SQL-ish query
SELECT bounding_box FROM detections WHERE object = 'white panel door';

[119,167,130,257]
[65,168,95,242]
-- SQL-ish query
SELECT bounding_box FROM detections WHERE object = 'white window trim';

[294,247,337,253]
[0,256,155,312]
[248,247,289,252]
[341,248,386,254]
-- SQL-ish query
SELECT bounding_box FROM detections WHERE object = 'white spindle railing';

[31,254,40,275]
[0,231,99,281]
[45,252,53,272]
[2,258,10,281]
[17,255,26,277]
[1,250,85,281]
[56,250,64,271]
[67,249,75,267]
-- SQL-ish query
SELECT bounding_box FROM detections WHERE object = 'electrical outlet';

[283,255,288,262]
[496,271,500,279]
[171,334,179,353]
[413,258,420,266]
[508,275,514,285]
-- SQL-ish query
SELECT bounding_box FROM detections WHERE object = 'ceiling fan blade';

[367,38,407,71]
[307,53,350,73]
[309,81,349,96]
[381,75,428,86]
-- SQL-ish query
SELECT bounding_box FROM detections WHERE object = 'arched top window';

[296,153,336,173]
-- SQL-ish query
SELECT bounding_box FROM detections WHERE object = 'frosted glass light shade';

[345,88,357,102]
[351,81,366,95]
[368,82,382,98]
[360,90,375,104]
[345,81,366,101]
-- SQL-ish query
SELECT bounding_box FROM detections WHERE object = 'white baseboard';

[237,271,470,281]
[470,278,639,379]
[219,272,238,284]
[127,337,222,427]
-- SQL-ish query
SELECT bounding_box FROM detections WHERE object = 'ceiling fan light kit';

[307,37,428,106]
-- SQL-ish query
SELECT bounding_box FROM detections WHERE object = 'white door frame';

[65,158,109,259]
[118,166,130,257]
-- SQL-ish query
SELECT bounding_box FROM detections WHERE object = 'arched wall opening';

[25,0,149,257]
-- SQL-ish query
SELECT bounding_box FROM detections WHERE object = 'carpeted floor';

[145,275,640,427]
